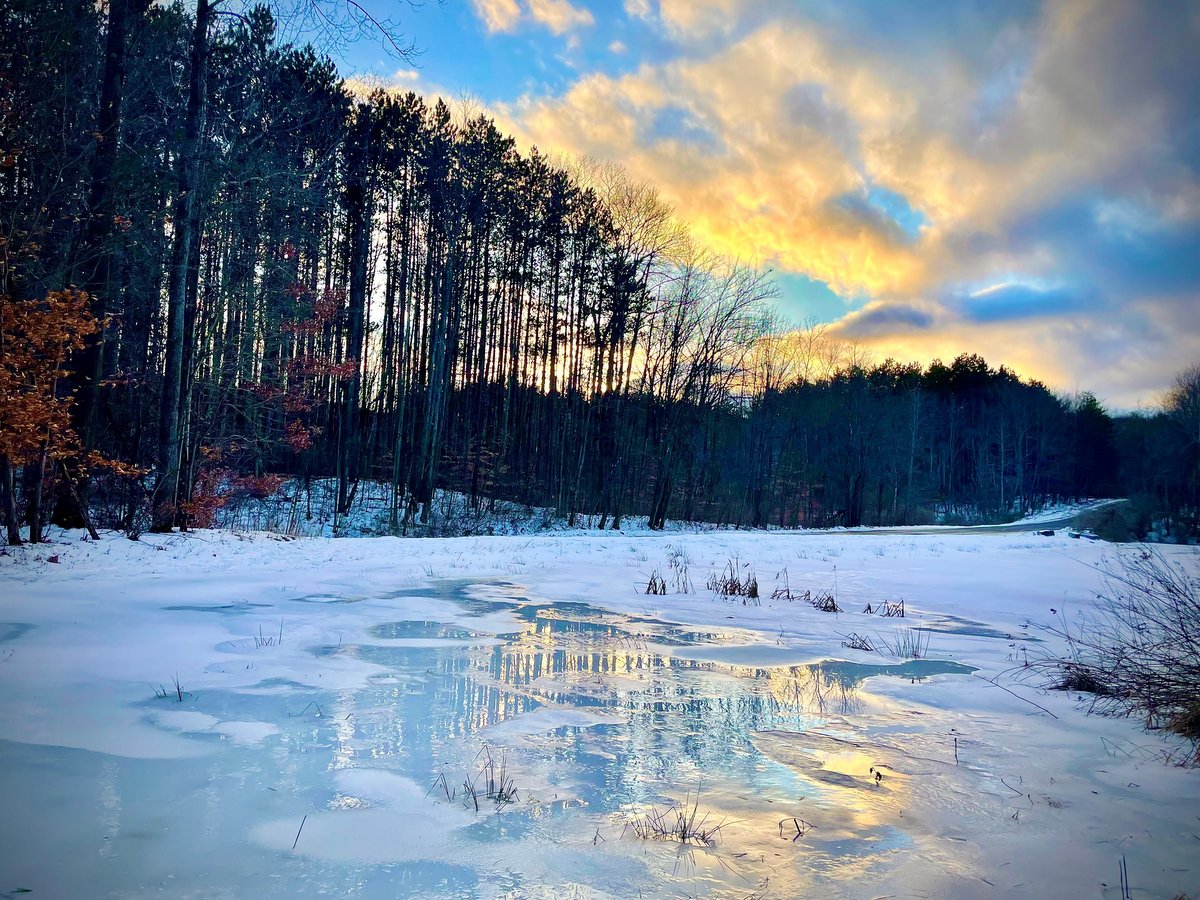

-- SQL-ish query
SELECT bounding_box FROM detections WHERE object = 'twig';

[973,674,1058,719]
[778,816,816,841]
[999,777,1023,795]
[292,814,307,850]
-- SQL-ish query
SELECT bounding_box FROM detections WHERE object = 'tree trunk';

[1,455,21,545]
[152,0,210,532]
[56,0,148,528]
[26,446,47,543]
[338,108,370,516]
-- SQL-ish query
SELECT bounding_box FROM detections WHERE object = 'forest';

[2,0,1197,544]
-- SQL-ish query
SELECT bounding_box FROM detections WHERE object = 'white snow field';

[1,526,1197,898]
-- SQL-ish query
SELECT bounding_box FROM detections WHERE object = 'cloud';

[834,301,939,337]
[658,0,744,39]
[486,0,1200,406]
[623,0,653,21]
[470,0,592,35]
[496,25,927,296]
[830,185,928,247]
[528,0,594,34]
[470,0,521,33]
[831,298,1198,411]
[956,281,1101,324]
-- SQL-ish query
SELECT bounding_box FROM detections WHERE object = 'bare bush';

[1032,548,1200,757]
[645,570,667,595]
[706,557,758,602]
[666,544,692,593]
[808,590,840,613]
[840,632,875,652]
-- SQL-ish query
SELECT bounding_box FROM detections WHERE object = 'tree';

[0,290,99,544]
[150,0,213,531]
[0,0,1134,538]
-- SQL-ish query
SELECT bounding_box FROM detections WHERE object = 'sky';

[338,0,1200,410]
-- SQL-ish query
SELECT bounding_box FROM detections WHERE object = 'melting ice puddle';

[920,613,1042,642]
[163,601,271,614]
[370,621,490,641]
[291,593,365,604]
[300,582,976,892]
[2,579,979,898]
[0,622,35,643]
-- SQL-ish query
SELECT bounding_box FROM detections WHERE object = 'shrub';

[1034,548,1200,760]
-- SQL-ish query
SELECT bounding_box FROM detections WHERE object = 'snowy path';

[826,498,1124,535]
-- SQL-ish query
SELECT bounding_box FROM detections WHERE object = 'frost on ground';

[1,527,1197,898]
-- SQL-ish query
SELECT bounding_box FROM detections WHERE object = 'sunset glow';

[343,0,1200,408]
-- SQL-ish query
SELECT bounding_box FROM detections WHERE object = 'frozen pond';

[0,579,981,898]
[5,530,1200,899]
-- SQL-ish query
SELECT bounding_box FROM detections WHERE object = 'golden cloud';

[470,0,521,33]
[528,0,594,34]
[438,0,1200,403]
[470,0,593,35]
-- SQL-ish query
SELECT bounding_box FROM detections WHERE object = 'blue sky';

[335,0,1200,410]
[340,0,662,100]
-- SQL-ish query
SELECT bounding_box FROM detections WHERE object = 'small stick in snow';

[778,816,815,841]
[1118,854,1132,900]
[972,674,1058,719]
[292,814,307,850]
[1000,777,1023,795]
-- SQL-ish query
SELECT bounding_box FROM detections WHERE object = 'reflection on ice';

[2,579,981,898]
[285,582,977,894]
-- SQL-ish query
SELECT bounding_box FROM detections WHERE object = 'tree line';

[2,0,1195,543]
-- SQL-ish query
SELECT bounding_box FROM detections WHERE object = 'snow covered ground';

[1,526,1197,898]
[209,476,1119,538]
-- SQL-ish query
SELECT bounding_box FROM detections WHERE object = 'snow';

[1,526,1197,898]
[213,477,1120,538]
[1006,498,1120,525]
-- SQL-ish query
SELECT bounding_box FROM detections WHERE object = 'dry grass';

[877,626,931,659]
[840,632,876,652]
[808,590,840,613]
[623,790,725,847]
[707,558,759,603]
[644,570,667,595]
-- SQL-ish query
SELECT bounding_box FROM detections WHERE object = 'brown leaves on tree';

[0,289,98,465]
[0,289,143,473]
[177,444,287,528]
